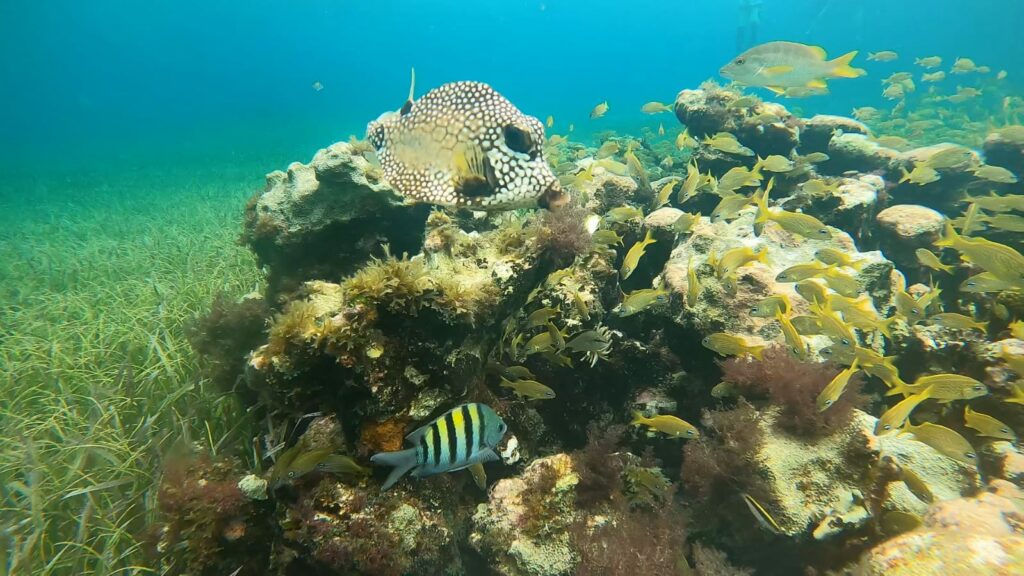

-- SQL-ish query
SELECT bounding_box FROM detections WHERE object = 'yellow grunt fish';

[631,412,699,439]
[929,313,987,332]
[500,377,556,400]
[776,311,808,360]
[816,360,860,412]
[751,294,792,317]
[886,373,987,401]
[641,101,673,114]
[915,249,953,273]
[620,230,657,279]
[686,259,701,307]
[653,179,677,209]
[615,288,670,317]
[716,246,768,278]
[901,421,977,466]
[875,388,932,435]
[702,333,765,360]
[964,405,1017,441]
[815,248,865,270]
[590,101,609,119]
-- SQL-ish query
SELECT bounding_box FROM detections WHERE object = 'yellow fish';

[592,229,625,247]
[653,179,677,209]
[641,101,673,114]
[672,211,701,235]
[776,261,831,283]
[527,307,558,327]
[899,165,940,185]
[546,115,554,128]
[757,155,796,173]
[816,360,861,412]
[815,248,865,270]
[901,421,977,466]
[711,192,754,222]
[675,128,698,150]
[596,140,620,159]
[915,56,942,68]
[915,248,953,273]
[973,165,1019,184]
[605,205,644,223]
[813,303,857,349]
[751,294,792,317]
[921,71,946,83]
[978,214,1024,233]
[620,230,656,279]
[867,51,899,62]
[886,373,987,402]
[631,412,699,439]
[964,405,1017,441]
[894,290,927,324]
[720,41,866,93]
[624,142,650,190]
[755,191,832,240]
[686,259,701,307]
[959,272,1019,293]
[500,377,556,400]
[776,311,808,360]
[658,123,666,137]
[615,288,670,317]
[800,179,842,197]
[269,446,370,490]
[703,132,755,156]
[794,279,829,305]
[875,387,932,435]
[702,333,765,360]
[899,466,934,504]
[716,246,768,278]
[523,331,555,355]
[935,223,1024,285]
[819,268,860,298]
[929,313,987,332]
[590,101,609,119]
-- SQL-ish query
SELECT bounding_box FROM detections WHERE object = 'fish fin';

[808,45,828,59]
[370,447,419,491]
[884,382,908,397]
[807,78,828,89]
[468,463,487,490]
[630,411,646,426]
[933,221,959,248]
[400,67,416,116]
[765,86,786,95]
[318,455,370,476]
[830,51,866,78]
[449,448,500,473]
[451,143,494,196]
[764,65,794,76]
[749,345,765,361]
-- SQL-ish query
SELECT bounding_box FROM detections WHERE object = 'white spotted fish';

[367,76,566,210]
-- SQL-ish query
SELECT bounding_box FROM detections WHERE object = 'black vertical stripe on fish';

[444,412,458,466]
[431,423,442,468]
[476,404,485,454]
[462,404,474,462]
[419,434,429,466]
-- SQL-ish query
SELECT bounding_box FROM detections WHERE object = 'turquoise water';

[3,2,1024,575]
[3,1,1022,176]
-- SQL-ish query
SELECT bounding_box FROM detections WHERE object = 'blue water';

[2,0,1022,177]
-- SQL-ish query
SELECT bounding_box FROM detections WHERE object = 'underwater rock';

[784,175,881,243]
[888,144,982,213]
[284,479,464,575]
[753,408,977,539]
[582,170,639,213]
[242,141,430,296]
[662,209,895,356]
[984,130,1024,176]
[856,481,1024,575]
[672,87,798,157]
[237,474,268,501]
[470,454,580,576]
[821,133,900,175]
[875,204,946,271]
[800,114,870,155]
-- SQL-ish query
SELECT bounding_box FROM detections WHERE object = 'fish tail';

[883,382,908,397]
[830,51,866,78]
[370,447,419,491]
[933,221,959,248]
[749,345,765,361]
[630,411,647,426]
[642,229,656,246]
[754,189,770,224]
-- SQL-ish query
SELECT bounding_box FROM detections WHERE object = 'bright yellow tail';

[830,51,867,78]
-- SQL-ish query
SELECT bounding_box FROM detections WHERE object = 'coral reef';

[856,480,1024,575]
[169,80,1024,576]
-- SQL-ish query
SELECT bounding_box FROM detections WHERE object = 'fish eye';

[973,385,985,391]
[966,452,977,459]
[687,430,696,437]
[504,123,535,156]
[825,400,833,407]
[841,338,851,345]
[287,471,296,479]
[883,424,892,430]
[1002,428,1011,434]
[498,423,507,433]
[818,229,828,235]
[735,57,746,65]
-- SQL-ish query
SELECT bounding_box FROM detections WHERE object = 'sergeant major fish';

[367,77,566,210]
[370,403,508,491]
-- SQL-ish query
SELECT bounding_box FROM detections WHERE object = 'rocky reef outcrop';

[162,82,1024,576]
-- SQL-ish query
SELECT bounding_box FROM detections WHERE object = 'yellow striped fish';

[370,403,508,491]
